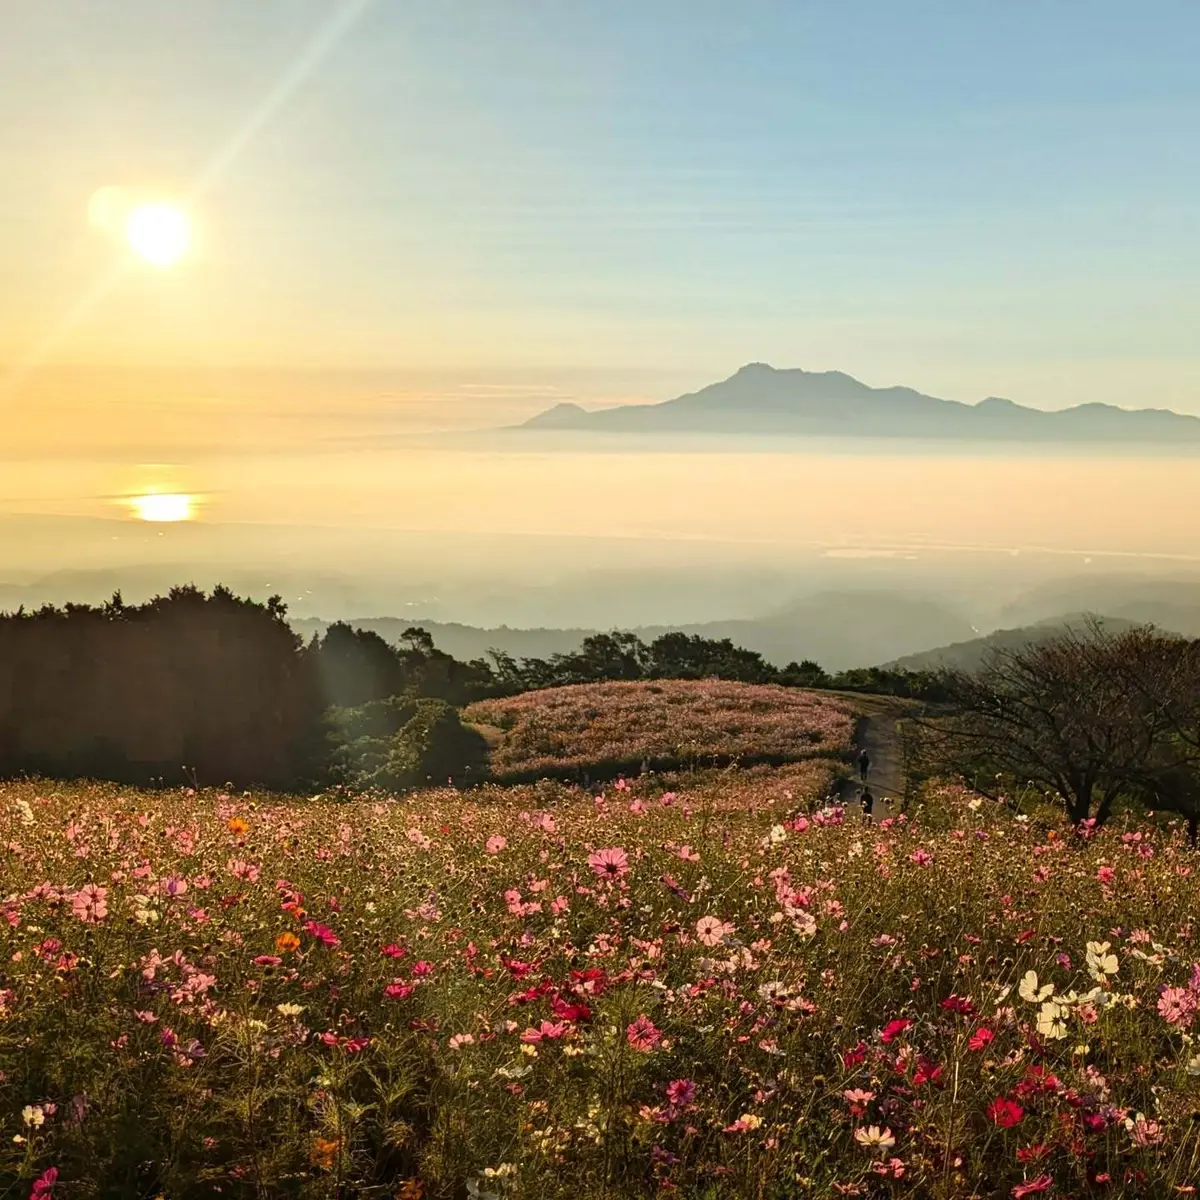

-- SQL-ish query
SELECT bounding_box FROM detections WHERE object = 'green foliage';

[0,586,325,788]
[371,699,489,789]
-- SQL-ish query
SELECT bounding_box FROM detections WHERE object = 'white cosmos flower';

[1019,970,1053,1004]
[854,1125,896,1152]
[1086,941,1119,980]
[1037,1001,1068,1040]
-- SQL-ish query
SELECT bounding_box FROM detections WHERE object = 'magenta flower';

[302,920,340,949]
[626,1014,662,1051]
[29,1166,58,1199]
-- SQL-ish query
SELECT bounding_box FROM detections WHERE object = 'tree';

[0,586,325,788]
[373,699,489,789]
[315,622,405,707]
[926,622,1200,825]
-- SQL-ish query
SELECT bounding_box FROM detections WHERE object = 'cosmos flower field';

[3,770,1200,1198]
[464,680,855,780]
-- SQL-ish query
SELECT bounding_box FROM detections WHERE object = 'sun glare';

[130,493,194,522]
[125,202,190,268]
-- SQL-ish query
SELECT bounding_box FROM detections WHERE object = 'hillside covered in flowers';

[464,679,855,780]
[4,767,1200,1199]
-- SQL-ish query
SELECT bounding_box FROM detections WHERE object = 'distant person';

[860,787,875,820]
[858,749,870,781]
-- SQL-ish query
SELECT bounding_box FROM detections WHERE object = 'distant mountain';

[885,613,1161,673]
[520,364,1200,441]
[999,577,1200,637]
[290,617,595,663]
[303,590,977,673]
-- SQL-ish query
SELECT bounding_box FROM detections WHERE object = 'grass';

[463,680,856,782]
[3,771,1200,1198]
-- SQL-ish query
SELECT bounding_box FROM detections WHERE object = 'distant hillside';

[1000,577,1200,637]
[647,591,975,671]
[885,614,1150,673]
[290,617,594,663]
[298,590,976,673]
[521,363,1200,442]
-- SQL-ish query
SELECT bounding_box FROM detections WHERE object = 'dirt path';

[835,707,909,815]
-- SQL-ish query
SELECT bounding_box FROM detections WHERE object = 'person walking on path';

[860,787,875,821]
[858,748,870,782]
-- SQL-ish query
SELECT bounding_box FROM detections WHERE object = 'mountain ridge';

[519,364,1200,441]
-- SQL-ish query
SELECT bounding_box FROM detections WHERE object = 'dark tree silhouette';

[0,586,325,788]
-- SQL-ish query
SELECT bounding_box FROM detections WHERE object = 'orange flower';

[227,816,249,837]
[309,1135,340,1170]
[275,931,300,954]
[397,1181,425,1200]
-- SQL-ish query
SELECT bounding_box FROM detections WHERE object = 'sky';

[3,0,1200,417]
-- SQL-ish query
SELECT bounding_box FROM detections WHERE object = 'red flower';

[1016,1143,1051,1164]
[988,1096,1025,1128]
[941,994,975,1016]
[968,1027,995,1051]
[880,1019,912,1044]
[913,1056,944,1087]
[842,1041,868,1069]
[1011,1175,1053,1198]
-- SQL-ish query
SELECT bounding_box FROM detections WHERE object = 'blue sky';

[3,0,1199,411]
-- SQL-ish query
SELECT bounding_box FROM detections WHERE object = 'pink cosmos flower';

[70,884,107,924]
[880,1018,911,1044]
[695,915,731,947]
[1157,986,1196,1026]
[665,1078,696,1109]
[485,835,507,855]
[1127,1113,1163,1146]
[626,1014,662,1051]
[1096,865,1115,884]
[384,980,414,1000]
[520,1020,569,1043]
[588,847,629,878]
[909,849,933,867]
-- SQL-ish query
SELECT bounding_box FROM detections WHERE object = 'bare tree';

[924,621,1200,826]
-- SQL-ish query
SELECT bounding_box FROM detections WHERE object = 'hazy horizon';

[5,3,1200,639]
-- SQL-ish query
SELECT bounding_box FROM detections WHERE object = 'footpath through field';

[834,699,911,815]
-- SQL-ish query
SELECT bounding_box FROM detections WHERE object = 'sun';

[125,202,190,268]
[130,492,194,522]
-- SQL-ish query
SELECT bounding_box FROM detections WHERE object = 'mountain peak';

[519,402,589,430]
[516,367,1200,442]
